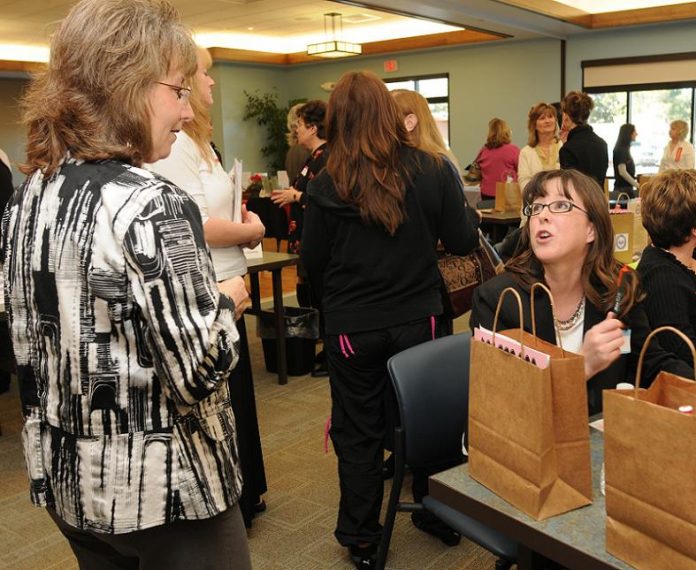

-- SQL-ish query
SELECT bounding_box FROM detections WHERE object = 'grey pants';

[48,503,252,570]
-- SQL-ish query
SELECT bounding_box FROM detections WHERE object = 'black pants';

[228,316,267,527]
[49,503,251,570]
[327,316,443,547]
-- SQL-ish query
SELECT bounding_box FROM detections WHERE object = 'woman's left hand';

[271,188,299,207]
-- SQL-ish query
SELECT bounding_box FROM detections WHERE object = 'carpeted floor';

[0,307,500,569]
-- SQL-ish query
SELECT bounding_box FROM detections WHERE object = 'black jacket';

[637,245,696,367]
[559,125,608,186]
[470,273,694,415]
[301,146,478,335]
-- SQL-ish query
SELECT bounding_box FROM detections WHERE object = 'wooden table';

[429,429,632,570]
[246,251,299,385]
[479,209,521,243]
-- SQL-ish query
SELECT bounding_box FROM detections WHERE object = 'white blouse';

[659,140,695,172]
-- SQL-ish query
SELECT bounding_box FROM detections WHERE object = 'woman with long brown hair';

[471,169,692,415]
[301,71,477,568]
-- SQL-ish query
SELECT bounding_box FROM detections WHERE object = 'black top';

[302,146,478,335]
[288,143,328,255]
[637,245,696,367]
[612,145,635,191]
[470,272,694,415]
[559,125,609,187]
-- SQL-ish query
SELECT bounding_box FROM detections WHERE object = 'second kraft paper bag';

[468,284,592,520]
[604,326,696,569]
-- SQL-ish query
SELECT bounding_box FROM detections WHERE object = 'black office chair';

[376,332,517,570]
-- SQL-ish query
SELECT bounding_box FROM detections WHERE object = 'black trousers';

[228,316,267,527]
[49,503,251,570]
[327,316,443,547]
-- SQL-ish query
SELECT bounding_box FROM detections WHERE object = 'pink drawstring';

[430,316,436,340]
[343,334,355,355]
[339,335,349,358]
[323,416,332,454]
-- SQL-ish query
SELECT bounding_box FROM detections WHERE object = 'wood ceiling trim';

[0,60,45,73]
[590,3,696,28]
[212,29,504,66]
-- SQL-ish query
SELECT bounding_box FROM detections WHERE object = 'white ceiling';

[0,0,695,63]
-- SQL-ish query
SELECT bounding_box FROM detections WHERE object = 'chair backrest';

[387,332,471,468]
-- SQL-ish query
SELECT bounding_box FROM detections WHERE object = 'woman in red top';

[477,117,520,203]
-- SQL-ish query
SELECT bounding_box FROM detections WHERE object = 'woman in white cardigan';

[518,102,562,192]
[659,119,695,172]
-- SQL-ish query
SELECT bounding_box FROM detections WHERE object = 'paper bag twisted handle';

[634,326,696,398]
[492,287,524,347]
[612,192,632,212]
[530,282,565,355]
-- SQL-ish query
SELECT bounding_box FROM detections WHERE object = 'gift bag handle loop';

[530,282,565,355]
[611,192,632,212]
[635,326,696,397]
[492,287,524,347]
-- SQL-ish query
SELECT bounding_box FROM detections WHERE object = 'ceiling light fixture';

[307,13,362,58]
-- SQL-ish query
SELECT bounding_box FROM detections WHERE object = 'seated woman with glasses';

[470,169,693,415]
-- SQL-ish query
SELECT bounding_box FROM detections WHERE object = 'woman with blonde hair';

[149,45,268,528]
[302,70,477,568]
[391,89,460,172]
[1,0,252,567]
[659,119,695,172]
[285,103,310,183]
[518,102,562,192]
[476,117,520,203]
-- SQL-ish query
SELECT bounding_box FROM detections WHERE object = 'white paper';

[277,170,289,188]
[244,243,263,259]
[231,159,243,223]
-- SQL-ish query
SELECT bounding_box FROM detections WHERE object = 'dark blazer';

[559,124,608,187]
[470,273,694,415]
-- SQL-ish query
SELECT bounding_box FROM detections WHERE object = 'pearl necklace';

[554,297,586,332]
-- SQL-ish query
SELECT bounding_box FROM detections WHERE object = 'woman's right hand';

[581,312,626,379]
[218,276,251,320]
[241,205,265,248]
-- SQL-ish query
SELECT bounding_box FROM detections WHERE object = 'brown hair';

[391,89,460,173]
[670,119,690,141]
[561,91,594,127]
[298,100,327,140]
[641,170,696,248]
[183,46,215,168]
[20,0,196,176]
[527,102,558,147]
[326,71,412,236]
[506,169,642,317]
[485,118,512,149]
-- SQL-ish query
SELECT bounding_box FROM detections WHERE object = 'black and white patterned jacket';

[0,158,243,533]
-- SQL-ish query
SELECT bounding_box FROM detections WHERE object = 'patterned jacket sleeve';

[122,187,239,408]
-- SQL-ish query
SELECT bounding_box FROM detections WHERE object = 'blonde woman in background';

[659,119,695,172]
[476,118,520,205]
[518,102,562,192]
[149,46,269,529]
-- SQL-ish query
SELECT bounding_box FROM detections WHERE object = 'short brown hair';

[20,0,196,176]
[527,103,558,147]
[641,170,696,248]
[299,100,328,140]
[485,118,512,149]
[561,91,594,126]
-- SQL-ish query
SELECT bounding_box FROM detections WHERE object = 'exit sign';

[384,59,399,73]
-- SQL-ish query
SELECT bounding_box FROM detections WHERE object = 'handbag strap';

[530,282,565,354]
[492,287,525,348]
[634,326,696,397]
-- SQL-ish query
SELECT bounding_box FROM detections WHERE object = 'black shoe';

[253,499,267,513]
[382,453,395,480]
[349,544,377,569]
[311,359,329,377]
[411,513,461,547]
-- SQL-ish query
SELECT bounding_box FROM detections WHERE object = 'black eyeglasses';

[155,81,192,102]
[523,200,588,217]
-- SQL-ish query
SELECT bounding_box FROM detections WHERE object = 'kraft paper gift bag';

[628,197,649,255]
[469,284,592,520]
[610,193,635,264]
[494,180,521,212]
[604,326,696,569]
